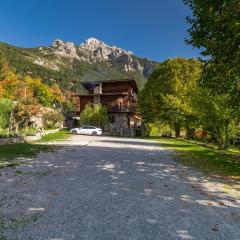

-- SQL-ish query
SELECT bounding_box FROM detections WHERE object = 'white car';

[71,126,103,136]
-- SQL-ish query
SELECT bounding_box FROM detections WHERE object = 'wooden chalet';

[72,79,142,136]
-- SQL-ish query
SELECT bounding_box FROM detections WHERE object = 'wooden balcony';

[107,105,136,113]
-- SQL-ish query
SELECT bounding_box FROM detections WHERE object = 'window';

[82,126,94,129]
[108,116,115,124]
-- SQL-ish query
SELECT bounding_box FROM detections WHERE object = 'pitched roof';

[81,79,138,93]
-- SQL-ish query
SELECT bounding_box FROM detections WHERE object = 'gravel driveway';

[0,135,239,240]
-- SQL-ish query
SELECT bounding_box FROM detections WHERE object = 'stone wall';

[105,113,128,136]
[23,129,60,142]
[0,137,24,145]
[105,113,143,137]
[119,128,136,137]
[104,113,145,137]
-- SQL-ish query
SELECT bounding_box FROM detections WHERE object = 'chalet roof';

[74,92,130,97]
[81,79,138,93]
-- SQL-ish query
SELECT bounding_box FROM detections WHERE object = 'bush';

[43,111,64,129]
[0,98,13,129]
[0,129,15,139]
[20,128,38,136]
[62,99,75,113]
[80,104,108,128]
[146,122,172,137]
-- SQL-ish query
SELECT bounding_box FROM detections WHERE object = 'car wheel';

[92,131,97,136]
[72,130,78,135]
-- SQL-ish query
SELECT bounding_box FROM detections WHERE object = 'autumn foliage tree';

[0,54,65,133]
[26,76,63,108]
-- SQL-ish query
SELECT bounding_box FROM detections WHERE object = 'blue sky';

[0,0,200,61]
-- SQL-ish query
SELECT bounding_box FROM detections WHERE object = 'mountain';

[0,38,158,93]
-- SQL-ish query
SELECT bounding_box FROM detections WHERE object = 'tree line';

[138,0,240,150]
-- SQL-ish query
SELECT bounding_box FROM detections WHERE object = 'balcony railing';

[107,105,136,113]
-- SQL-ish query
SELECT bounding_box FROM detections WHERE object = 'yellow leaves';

[49,83,64,103]
[0,55,64,109]
[1,69,64,107]
[0,85,4,98]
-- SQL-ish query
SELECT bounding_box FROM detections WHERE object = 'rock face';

[78,38,133,61]
[47,37,155,77]
[34,58,59,71]
[78,38,145,73]
[52,39,79,59]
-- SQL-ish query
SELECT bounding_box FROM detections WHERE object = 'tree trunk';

[174,122,180,138]
[185,122,191,139]
[217,120,230,150]
[15,122,19,134]
[223,119,230,149]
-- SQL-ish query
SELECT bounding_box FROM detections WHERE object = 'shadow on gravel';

[1,140,240,239]
[0,143,56,168]
[98,139,191,149]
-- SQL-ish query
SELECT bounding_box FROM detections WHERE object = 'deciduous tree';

[80,104,108,128]
[184,0,240,107]
[138,58,201,138]
[191,88,238,149]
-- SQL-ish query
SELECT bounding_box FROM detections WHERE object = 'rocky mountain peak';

[84,37,104,46]
[52,39,79,59]
[78,38,143,72]
[80,37,133,55]
[44,37,155,77]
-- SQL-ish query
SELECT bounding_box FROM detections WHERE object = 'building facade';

[72,79,142,137]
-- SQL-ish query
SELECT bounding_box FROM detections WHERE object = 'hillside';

[0,38,158,93]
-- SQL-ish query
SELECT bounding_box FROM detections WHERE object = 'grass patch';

[148,137,240,179]
[0,143,54,168]
[38,129,71,142]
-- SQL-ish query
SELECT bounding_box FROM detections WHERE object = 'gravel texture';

[0,135,239,240]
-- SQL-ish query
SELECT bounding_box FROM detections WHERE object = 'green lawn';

[38,129,71,142]
[148,137,240,179]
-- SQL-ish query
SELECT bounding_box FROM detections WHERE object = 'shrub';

[62,99,75,113]
[80,104,108,128]
[0,129,15,139]
[20,128,38,136]
[42,111,64,129]
[0,98,13,129]
[146,122,172,137]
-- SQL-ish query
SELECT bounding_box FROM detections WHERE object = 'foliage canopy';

[138,58,202,137]
[0,98,13,129]
[184,0,240,106]
[80,104,108,128]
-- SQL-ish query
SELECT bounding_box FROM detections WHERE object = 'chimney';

[94,83,102,104]
[94,83,102,94]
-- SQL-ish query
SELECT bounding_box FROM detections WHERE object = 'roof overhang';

[81,79,138,94]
